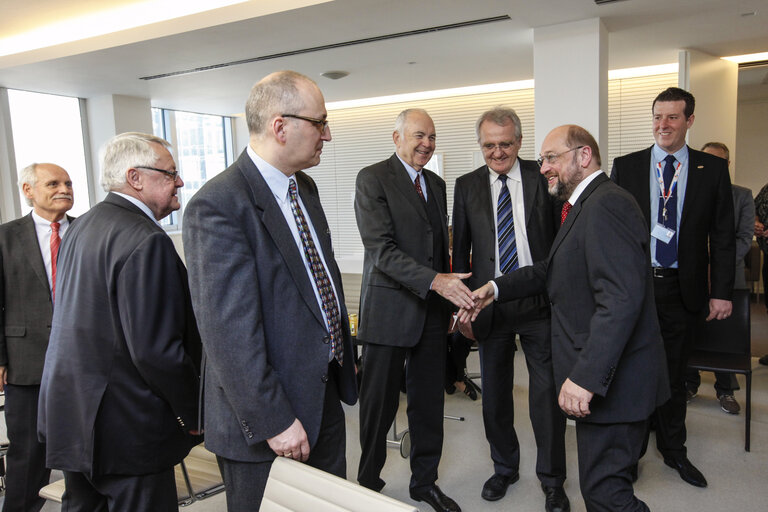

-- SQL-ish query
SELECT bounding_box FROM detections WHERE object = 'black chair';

[687,289,752,451]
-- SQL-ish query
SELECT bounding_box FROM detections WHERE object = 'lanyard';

[655,159,681,222]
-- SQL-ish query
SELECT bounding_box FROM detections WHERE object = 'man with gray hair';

[38,132,202,511]
[0,163,72,512]
[452,107,569,511]
[183,71,358,510]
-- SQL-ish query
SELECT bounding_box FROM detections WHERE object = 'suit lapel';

[473,167,495,233]
[390,154,429,222]
[237,153,326,327]
[679,145,703,230]
[520,159,540,226]
[17,214,50,295]
[423,169,449,255]
[549,174,609,258]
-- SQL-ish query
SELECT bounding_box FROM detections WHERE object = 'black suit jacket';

[183,150,357,463]
[452,159,559,339]
[354,153,451,347]
[495,174,669,423]
[611,146,735,312]
[38,194,201,476]
[0,213,73,385]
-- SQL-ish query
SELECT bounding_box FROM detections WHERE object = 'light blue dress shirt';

[649,144,689,268]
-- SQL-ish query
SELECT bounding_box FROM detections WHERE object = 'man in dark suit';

[38,133,202,512]
[0,163,73,512]
[611,88,735,488]
[684,142,752,415]
[355,108,474,512]
[452,107,568,511]
[465,125,669,512]
[183,71,358,511]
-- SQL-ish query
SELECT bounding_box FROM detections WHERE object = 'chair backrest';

[693,289,751,355]
[260,457,418,512]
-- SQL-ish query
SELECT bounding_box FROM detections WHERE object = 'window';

[152,108,234,229]
[8,89,91,217]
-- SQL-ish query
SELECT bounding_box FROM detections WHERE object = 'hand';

[706,298,732,321]
[558,378,594,418]
[267,418,310,462]
[0,366,6,393]
[456,282,495,324]
[457,319,475,341]
[756,220,766,238]
[431,272,474,310]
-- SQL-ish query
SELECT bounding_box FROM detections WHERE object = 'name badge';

[652,223,675,244]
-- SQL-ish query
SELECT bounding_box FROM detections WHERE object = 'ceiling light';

[321,71,349,80]
[608,63,678,79]
[723,52,768,64]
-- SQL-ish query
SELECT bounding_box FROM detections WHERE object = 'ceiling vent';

[140,15,511,80]
[594,0,631,5]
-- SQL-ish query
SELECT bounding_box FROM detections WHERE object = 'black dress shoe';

[542,484,570,512]
[481,472,519,501]
[663,455,707,487]
[410,484,461,512]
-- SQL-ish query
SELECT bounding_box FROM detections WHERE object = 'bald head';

[245,70,320,136]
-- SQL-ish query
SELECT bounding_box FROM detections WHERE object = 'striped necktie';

[50,222,61,301]
[288,179,343,365]
[497,174,518,274]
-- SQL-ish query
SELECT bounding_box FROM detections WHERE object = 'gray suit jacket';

[732,184,755,290]
[0,213,72,385]
[183,150,357,463]
[452,159,559,339]
[38,194,201,475]
[354,153,451,347]
[495,174,669,423]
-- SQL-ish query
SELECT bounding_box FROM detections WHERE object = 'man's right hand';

[267,418,310,462]
[431,272,475,310]
[457,281,495,324]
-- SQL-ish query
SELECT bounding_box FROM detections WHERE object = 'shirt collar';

[652,143,689,167]
[395,153,423,182]
[488,158,521,183]
[248,144,293,203]
[31,210,70,229]
[112,192,162,226]
[567,170,604,205]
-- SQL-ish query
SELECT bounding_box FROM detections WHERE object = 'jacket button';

[321,374,329,383]
[323,336,330,344]
[247,433,253,439]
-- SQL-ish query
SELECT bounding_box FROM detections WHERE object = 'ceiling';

[1,0,768,116]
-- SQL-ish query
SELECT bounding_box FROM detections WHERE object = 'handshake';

[432,272,497,337]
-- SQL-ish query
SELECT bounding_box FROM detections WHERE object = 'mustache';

[53,194,73,201]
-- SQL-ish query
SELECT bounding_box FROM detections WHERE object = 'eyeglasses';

[282,114,329,133]
[481,141,517,152]
[536,146,585,167]
[134,165,180,181]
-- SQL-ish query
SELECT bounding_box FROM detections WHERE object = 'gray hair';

[245,70,315,135]
[18,163,39,206]
[701,141,730,161]
[100,132,171,192]
[394,108,430,136]
[475,107,522,141]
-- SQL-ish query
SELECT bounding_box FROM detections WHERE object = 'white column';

[534,18,608,160]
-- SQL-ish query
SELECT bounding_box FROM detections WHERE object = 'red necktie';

[414,174,425,202]
[560,202,572,225]
[50,222,61,300]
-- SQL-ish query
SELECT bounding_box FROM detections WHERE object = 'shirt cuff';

[490,280,499,300]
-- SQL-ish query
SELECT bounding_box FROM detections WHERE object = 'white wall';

[735,98,768,195]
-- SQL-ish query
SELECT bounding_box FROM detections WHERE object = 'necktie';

[50,222,61,300]
[655,154,678,267]
[414,174,425,202]
[560,201,572,225]
[497,174,518,274]
[288,179,343,365]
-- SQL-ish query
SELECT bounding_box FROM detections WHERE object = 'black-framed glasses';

[481,141,517,152]
[536,146,585,167]
[281,114,329,133]
[134,165,180,181]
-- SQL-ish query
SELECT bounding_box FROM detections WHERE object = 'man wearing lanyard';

[611,87,735,488]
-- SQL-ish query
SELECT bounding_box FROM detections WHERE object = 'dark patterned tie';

[560,202,572,225]
[288,179,343,365]
[497,174,518,274]
[655,155,678,267]
[50,222,61,301]
[414,174,426,202]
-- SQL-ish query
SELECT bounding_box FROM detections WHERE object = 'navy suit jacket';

[494,174,669,423]
[183,150,357,463]
[38,194,201,475]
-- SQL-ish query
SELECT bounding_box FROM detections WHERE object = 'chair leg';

[745,372,751,452]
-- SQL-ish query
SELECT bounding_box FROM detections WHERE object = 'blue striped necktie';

[497,174,518,274]
[288,178,343,365]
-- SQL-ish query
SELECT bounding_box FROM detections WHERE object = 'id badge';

[652,223,675,244]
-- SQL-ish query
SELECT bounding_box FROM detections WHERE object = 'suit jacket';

[611,146,735,312]
[452,159,559,340]
[183,150,357,463]
[354,153,451,346]
[732,184,755,290]
[38,194,201,476]
[495,174,669,423]
[0,212,73,385]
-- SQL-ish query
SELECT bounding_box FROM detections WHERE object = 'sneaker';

[718,394,740,414]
